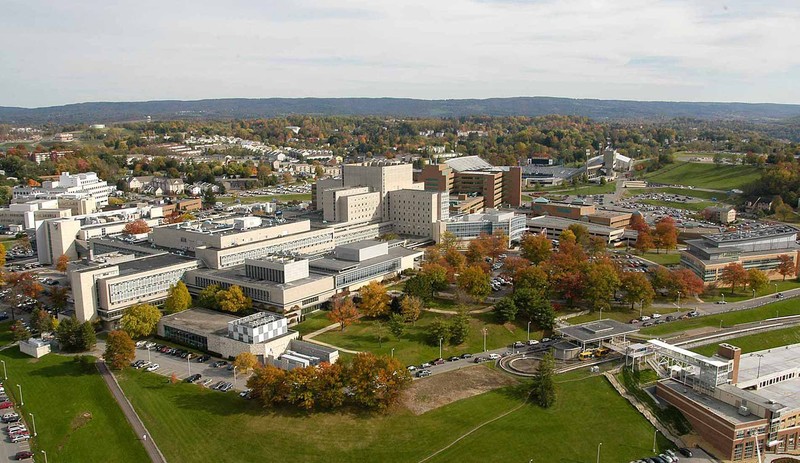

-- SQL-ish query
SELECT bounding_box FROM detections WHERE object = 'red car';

[0,401,13,409]
[15,451,34,460]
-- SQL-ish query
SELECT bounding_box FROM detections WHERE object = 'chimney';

[717,343,741,384]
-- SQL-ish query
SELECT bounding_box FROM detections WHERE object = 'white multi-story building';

[13,172,116,207]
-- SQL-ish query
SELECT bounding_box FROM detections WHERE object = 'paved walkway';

[97,360,167,463]
[302,321,362,354]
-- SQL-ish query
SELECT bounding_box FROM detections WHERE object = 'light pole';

[639,300,644,318]
[752,288,756,299]
[482,327,488,352]
[756,354,765,378]
[233,366,237,387]
[527,321,532,341]
[147,346,151,364]
[28,412,36,437]
[438,337,443,359]
[0,360,6,380]
[721,293,725,304]
[774,283,778,294]
[596,442,602,463]
[391,348,395,358]
[187,357,191,376]
[41,450,47,463]
[16,384,23,406]
[653,429,658,453]
[677,291,681,307]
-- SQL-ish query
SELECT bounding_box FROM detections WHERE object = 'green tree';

[388,313,405,338]
[450,310,470,345]
[31,307,54,333]
[400,295,422,325]
[198,284,221,309]
[215,285,252,313]
[494,296,518,323]
[747,269,769,293]
[420,263,449,292]
[426,317,452,346]
[79,322,97,351]
[530,351,556,408]
[56,317,81,351]
[164,281,192,314]
[359,281,390,318]
[247,365,289,407]
[619,271,655,310]
[104,330,136,370]
[513,288,555,330]
[120,303,162,339]
[456,265,491,302]
[514,265,549,294]
[11,320,30,342]
[404,274,434,301]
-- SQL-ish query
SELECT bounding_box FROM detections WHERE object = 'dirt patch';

[401,366,519,415]
[71,411,93,430]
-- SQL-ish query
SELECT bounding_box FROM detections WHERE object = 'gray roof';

[445,156,494,172]
[557,319,639,343]
[520,165,582,179]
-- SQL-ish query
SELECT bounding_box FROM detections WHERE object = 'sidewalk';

[97,360,167,463]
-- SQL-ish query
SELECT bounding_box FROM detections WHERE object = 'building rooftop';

[116,253,196,274]
[704,225,798,244]
[737,343,800,384]
[527,215,623,234]
[161,307,242,337]
[520,165,583,178]
[337,239,384,251]
[445,155,494,172]
[310,246,420,274]
[659,379,766,425]
[557,319,639,343]
[230,311,284,330]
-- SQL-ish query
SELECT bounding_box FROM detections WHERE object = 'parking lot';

[132,343,250,393]
[0,399,34,462]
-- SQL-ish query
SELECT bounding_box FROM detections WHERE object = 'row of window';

[218,232,334,268]
[757,371,797,389]
[107,268,187,304]
[335,259,400,287]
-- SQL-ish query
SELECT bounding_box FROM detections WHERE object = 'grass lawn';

[644,162,760,190]
[639,199,718,212]
[637,251,681,266]
[521,194,534,202]
[691,325,800,357]
[118,367,668,463]
[294,310,334,336]
[315,310,536,365]
[217,193,312,204]
[700,280,800,304]
[640,296,800,336]
[0,349,149,463]
[630,187,727,200]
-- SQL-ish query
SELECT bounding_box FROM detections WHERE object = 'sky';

[1,0,799,107]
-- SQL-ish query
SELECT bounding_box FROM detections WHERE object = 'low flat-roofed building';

[587,210,632,229]
[434,209,527,246]
[655,342,800,461]
[448,194,484,215]
[556,319,639,351]
[681,225,800,283]
[703,206,737,224]
[527,215,627,246]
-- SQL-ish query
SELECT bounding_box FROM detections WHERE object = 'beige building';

[388,189,446,237]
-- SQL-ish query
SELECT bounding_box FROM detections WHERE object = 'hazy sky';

[2,0,798,107]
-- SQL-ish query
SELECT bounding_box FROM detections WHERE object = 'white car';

[145,364,160,372]
[651,313,662,319]
[527,340,539,346]
[488,353,501,360]
[640,315,651,321]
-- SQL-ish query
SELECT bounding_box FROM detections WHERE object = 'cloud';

[0,0,797,106]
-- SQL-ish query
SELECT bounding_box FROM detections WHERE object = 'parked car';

[407,365,417,372]
[512,341,525,348]
[420,362,432,368]
[416,369,432,378]
[10,434,30,443]
[640,315,651,321]
[651,313,661,319]
[447,356,460,362]
[14,450,34,460]
[526,339,539,346]
[678,448,693,457]
[184,374,201,383]
[488,353,501,360]
[145,364,160,372]
[0,401,14,409]
[460,353,473,359]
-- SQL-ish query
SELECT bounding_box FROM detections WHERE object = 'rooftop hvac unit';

[738,406,750,416]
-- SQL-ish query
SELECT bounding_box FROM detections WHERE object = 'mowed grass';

[700,280,800,304]
[118,368,668,463]
[315,310,536,366]
[644,162,760,190]
[217,193,312,204]
[637,251,681,266]
[691,326,800,357]
[640,297,800,336]
[294,310,334,336]
[0,349,149,463]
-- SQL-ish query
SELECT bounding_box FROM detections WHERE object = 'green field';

[295,310,334,336]
[700,280,800,304]
[640,297,800,336]
[637,251,681,266]
[644,162,760,190]
[691,325,800,357]
[315,310,535,366]
[217,193,312,204]
[0,349,149,462]
[118,367,669,463]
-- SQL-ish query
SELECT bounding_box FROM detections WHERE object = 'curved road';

[97,361,167,463]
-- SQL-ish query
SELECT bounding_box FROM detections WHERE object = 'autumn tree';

[104,330,136,370]
[12,321,31,342]
[31,307,54,333]
[473,231,507,260]
[747,269,769,293]
[215,285,252,313]
[247,365,290,407]
[4,271,43,320]
[582,259,620,311]
[328,297,359,331]
[520,233,552,265]
[720,263,748,293]
[567,223,590,247]
[359,281,390,318]
[514,265,549,294]
[670,269,705,297]
[400,295,422,324]
[120,303,162,339]
[347,353,411,411]
[777,254,796,281]
[123,219,151,235]
[312,362,346,410]
[0,243,5,268]
[629,214,649,233]
[653,217,678,253]
[619,272,655,310]
[420,262,450,291]
[501,256,529,279]
[457,265,491,302]
[197,284,221,308]
[164,281,192,314]
[233,352,259,374]
[465,240,485,265]
[634,229,655,254]
[774,202,794,221]
[55,254,70,273]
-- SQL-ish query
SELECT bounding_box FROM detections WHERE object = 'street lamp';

[677,291,681,307]
[653,429,658,453]
[16,384,23,406]
[596,442,602,463]
[41,450,47,463]
[233,366,237,387]
[527,321,532,341]
[639,299,644,318]
[391,348,395,358]
[438,337,443,359]
[28,412,36,437]
[187,357,191,376]
[482,327,488,352]
[756,354,765,378]
[774,283,778,294]
[0,360,6,381]
[721,293,725,304]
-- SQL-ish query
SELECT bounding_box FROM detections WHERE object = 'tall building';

[415,156,522,208]
[13,172,116,207]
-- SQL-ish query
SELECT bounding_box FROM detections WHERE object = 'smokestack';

[717,343,741,384]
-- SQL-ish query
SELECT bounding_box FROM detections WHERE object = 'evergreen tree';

[530,351,556,408]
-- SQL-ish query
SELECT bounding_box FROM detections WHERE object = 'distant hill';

[2,97,800,124]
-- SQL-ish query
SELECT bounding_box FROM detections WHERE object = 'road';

[97,360,166,463]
